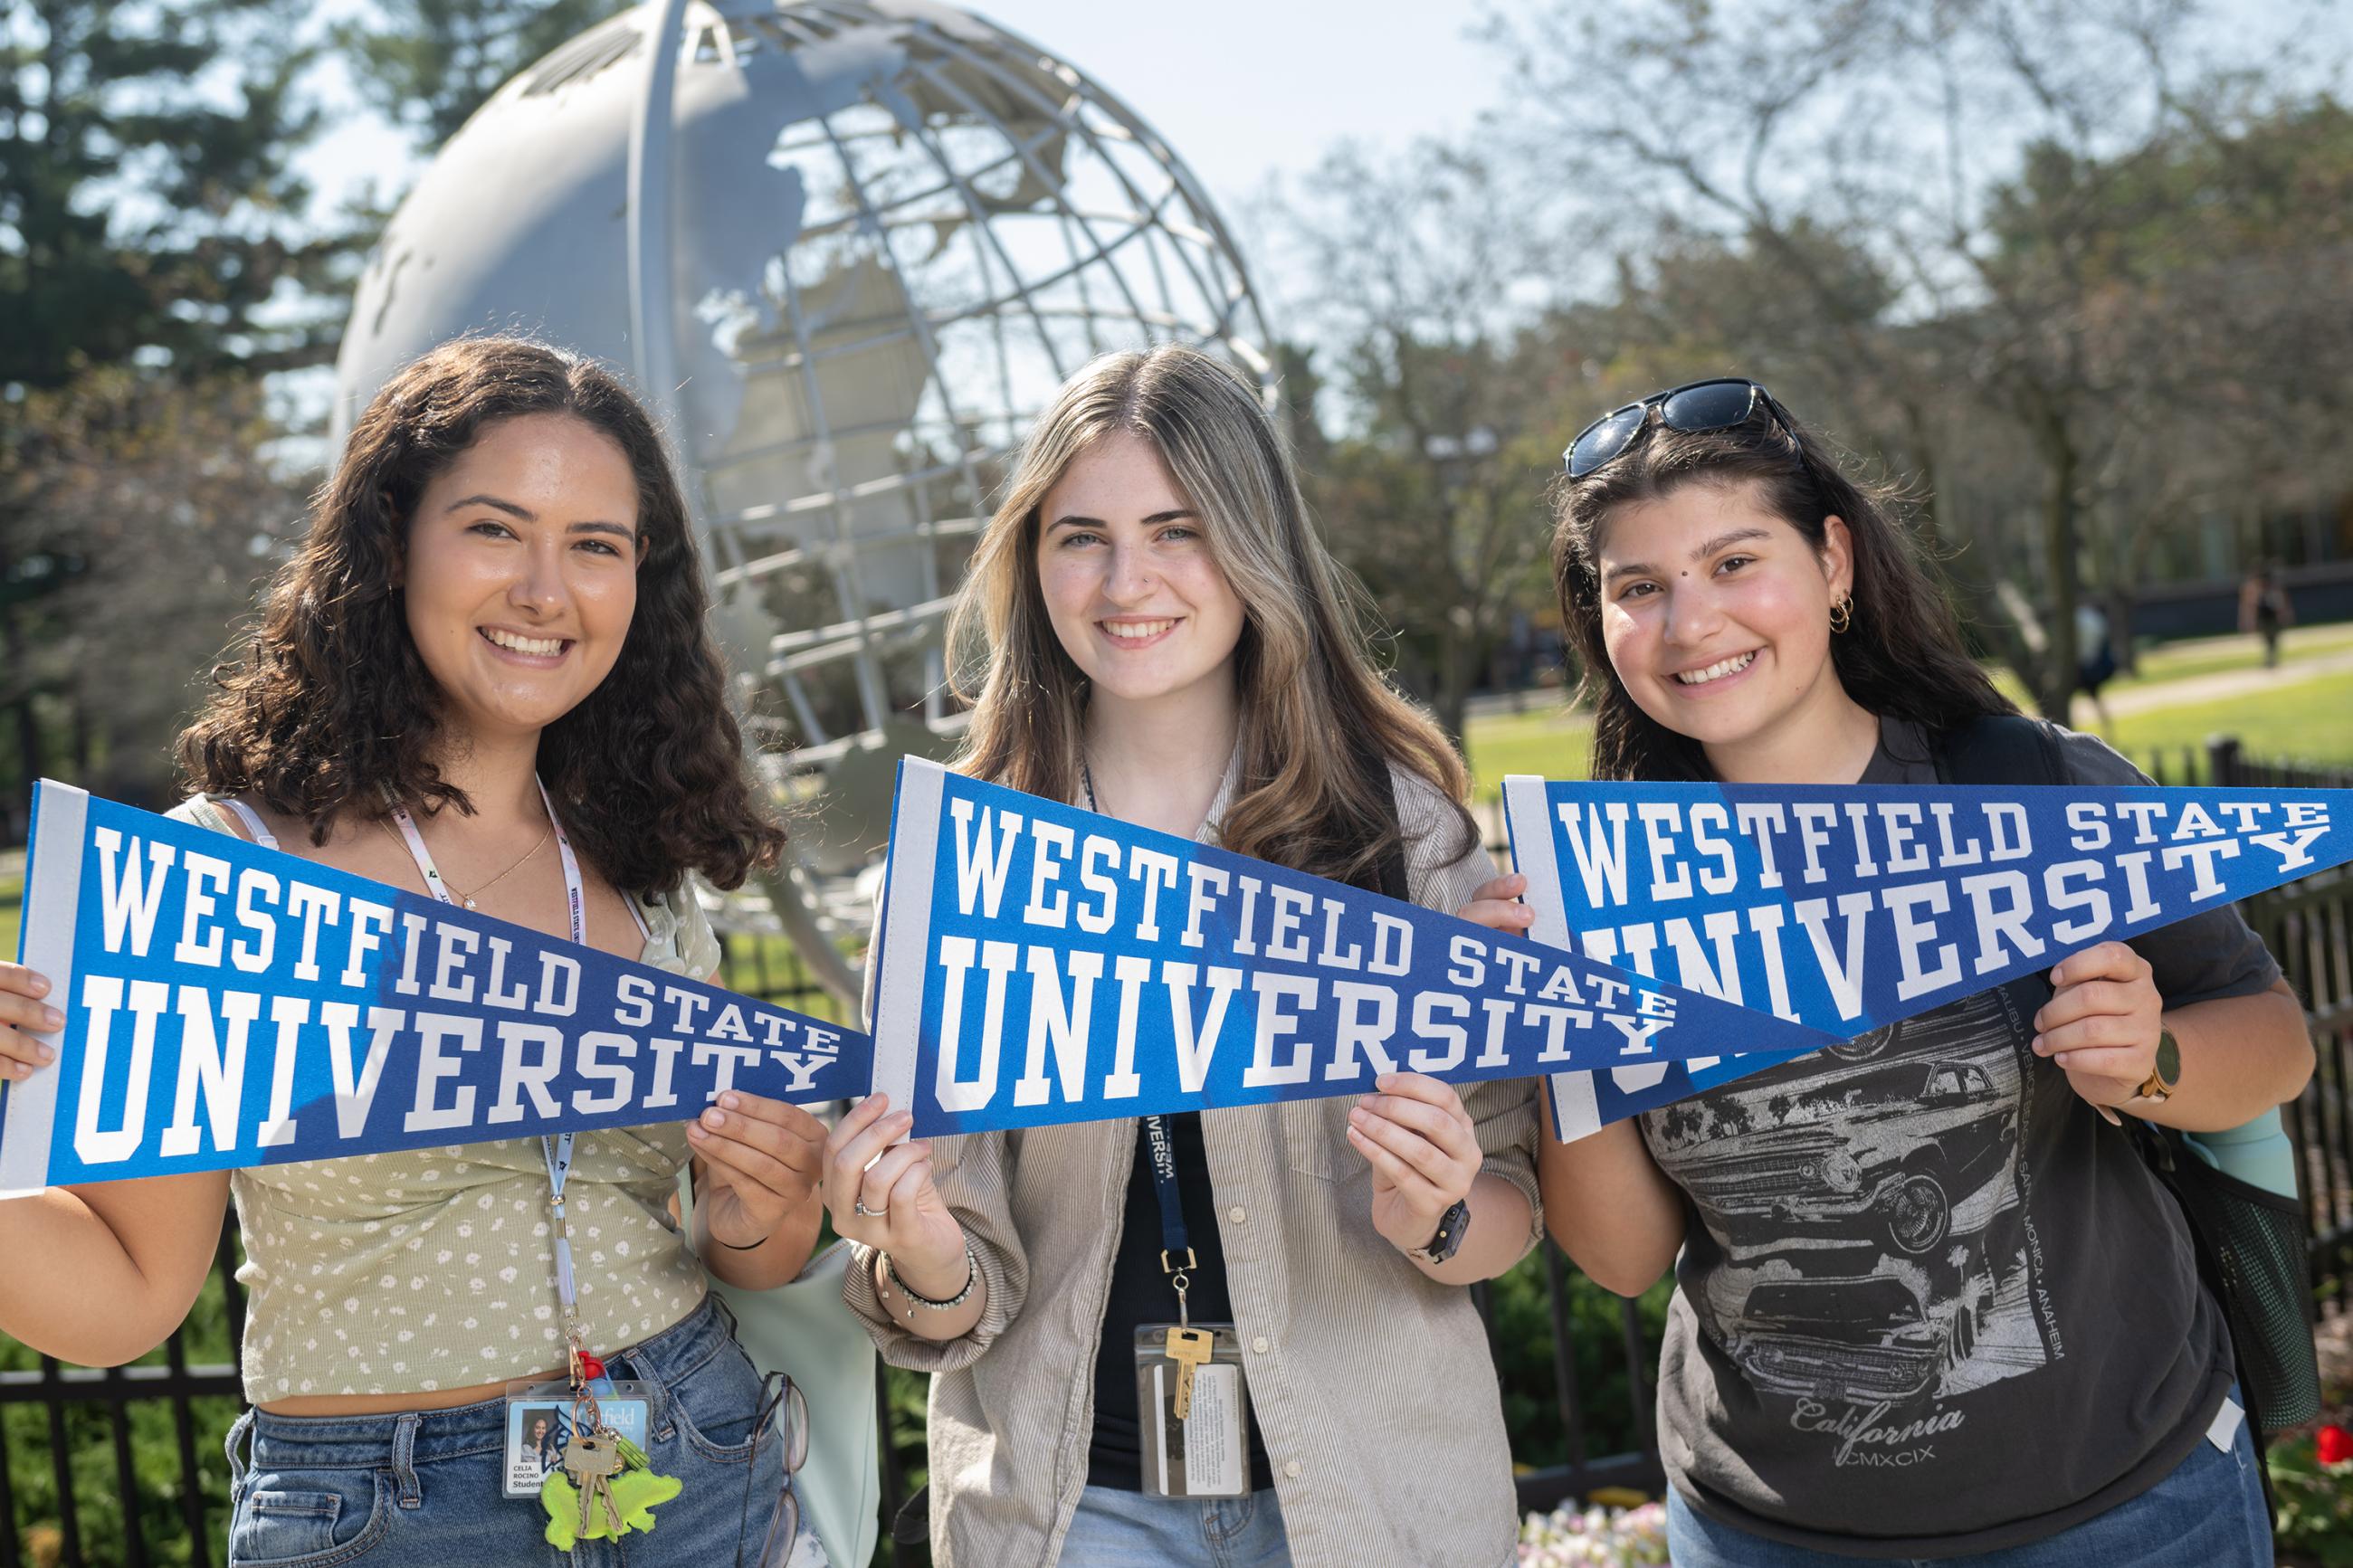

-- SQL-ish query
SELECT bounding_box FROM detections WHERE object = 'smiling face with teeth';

[1034,430,1247,717]
[1596,479,1878,781]
[398,412,643,747]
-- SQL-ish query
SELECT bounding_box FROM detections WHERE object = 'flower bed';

[1517,1499,1671,1566]
[2272,1421,2353,1567]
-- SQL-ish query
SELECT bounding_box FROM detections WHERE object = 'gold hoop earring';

[1829,594,1853,634]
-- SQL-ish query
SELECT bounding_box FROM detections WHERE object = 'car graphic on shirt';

[1676,1057,2015,1258]
[1728,1264,1993,1403]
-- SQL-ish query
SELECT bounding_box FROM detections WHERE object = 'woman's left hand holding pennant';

[689,1090,828,1259]
[1351,1071,1484,1253]
[0,961,61,1081]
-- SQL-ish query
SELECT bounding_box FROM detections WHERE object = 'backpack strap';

[1929,714,2069,1024]
[1939,711,2315,1441]
[1930,713,2067,787]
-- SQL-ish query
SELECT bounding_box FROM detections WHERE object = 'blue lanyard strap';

[1085,774,1201,1308]
[542,1131,608,1402]
[542,1132,579,1321]
[1141,1115,1197,1286]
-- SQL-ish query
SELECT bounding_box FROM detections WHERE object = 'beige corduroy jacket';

[843,761,1541,1568]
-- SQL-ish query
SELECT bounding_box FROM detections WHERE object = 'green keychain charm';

[540,1430,682,1550]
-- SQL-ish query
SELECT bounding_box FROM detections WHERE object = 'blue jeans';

[1665,1393,2272,1567]
[224,1297,814,1567]
[1058,1484,1291,1567]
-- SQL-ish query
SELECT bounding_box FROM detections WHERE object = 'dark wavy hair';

[177,336,783,893]
[1551,392,2013,781]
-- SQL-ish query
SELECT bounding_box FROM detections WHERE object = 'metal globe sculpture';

[332,0,1275,989]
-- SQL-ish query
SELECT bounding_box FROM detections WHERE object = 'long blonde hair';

[948,346,1474,885]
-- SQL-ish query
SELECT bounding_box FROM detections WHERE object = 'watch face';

[2155,1029,2182,1088]
[1417,1199,1472,1262]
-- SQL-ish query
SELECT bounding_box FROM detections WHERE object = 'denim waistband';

[238,1293,738,1473]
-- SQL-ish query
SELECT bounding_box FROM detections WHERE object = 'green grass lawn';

[1462,635,2353,790]
[2110,620,2353,691]
[716,928,849,1022]
[2103,669,2353,768]
[1462,706,1592,797]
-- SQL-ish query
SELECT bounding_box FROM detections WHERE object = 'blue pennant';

[1503,777,2352,1138]
[869,760,1846,1136]
[2,783,869,1191]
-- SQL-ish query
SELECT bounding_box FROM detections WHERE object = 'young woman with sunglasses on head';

[0,337,831,1566]
[820,346,1544,1568]
[1459,380,2312,1566]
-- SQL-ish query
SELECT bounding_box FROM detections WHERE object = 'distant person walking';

[2075,600,2118,731]
[2239,564,2295,668]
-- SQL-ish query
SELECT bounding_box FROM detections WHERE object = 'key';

[564,1431,625,1537]
[1165,1326,1215,1421]
[563,1431,624,1483]
[591,1471,626,1538]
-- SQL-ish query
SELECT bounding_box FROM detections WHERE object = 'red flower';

[2319,1424,2353,1467]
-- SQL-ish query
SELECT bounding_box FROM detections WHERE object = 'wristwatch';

[2133,1028,2182,1104]
[1406,1199,1472,1265]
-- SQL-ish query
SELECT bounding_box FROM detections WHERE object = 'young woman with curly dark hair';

[0,337,834,1566]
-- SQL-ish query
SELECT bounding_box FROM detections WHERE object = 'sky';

[292,0,1505,318]
[280,0,2348,403]
[954,0,1500,202]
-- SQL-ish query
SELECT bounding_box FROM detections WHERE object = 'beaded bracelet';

[882,1244,979,1318]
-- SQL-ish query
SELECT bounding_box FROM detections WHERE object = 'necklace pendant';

[464,897,478,909]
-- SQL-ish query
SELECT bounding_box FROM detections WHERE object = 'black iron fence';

[2205,740,2353,1309]
[2,734,2350,1564]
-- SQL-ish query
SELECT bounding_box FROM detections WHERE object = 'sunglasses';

[1562,377,1788,479]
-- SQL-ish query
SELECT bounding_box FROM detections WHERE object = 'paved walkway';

[2078,646,2353,722]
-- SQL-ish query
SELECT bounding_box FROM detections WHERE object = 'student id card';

[1132,1325,1251,1498]
[500,1383,653,1498]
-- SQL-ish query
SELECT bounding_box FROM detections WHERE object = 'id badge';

[1132,1324,1250,1498]
[500,1381,654,1498]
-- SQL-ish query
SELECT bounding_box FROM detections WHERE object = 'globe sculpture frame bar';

[628,0,693,441]
[334,1,1277,991]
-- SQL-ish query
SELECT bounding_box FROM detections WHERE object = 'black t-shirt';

[1086,1109,1279,1493]
[1087,765,1409,1494]
[1647,717,2281,1555]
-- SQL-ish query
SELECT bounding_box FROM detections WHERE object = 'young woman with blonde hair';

[821,345,1543,1568]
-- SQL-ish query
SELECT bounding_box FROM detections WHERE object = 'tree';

[2017,101,2353,645]
[1,1,650,841]
[0,0,345,387]
[2,1,350,831]
[337,0,619,152]
[1483,0,2337,717]
[1272,140,1567,742]
[0,368,300,819]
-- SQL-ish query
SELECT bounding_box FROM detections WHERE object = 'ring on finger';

[853,1198,889,1219]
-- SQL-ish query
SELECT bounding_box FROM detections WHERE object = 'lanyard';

[386,779,598,1374]
[1141,1114,1199,1324]
[386,776,586,946]
[1083,765,1206,1325]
